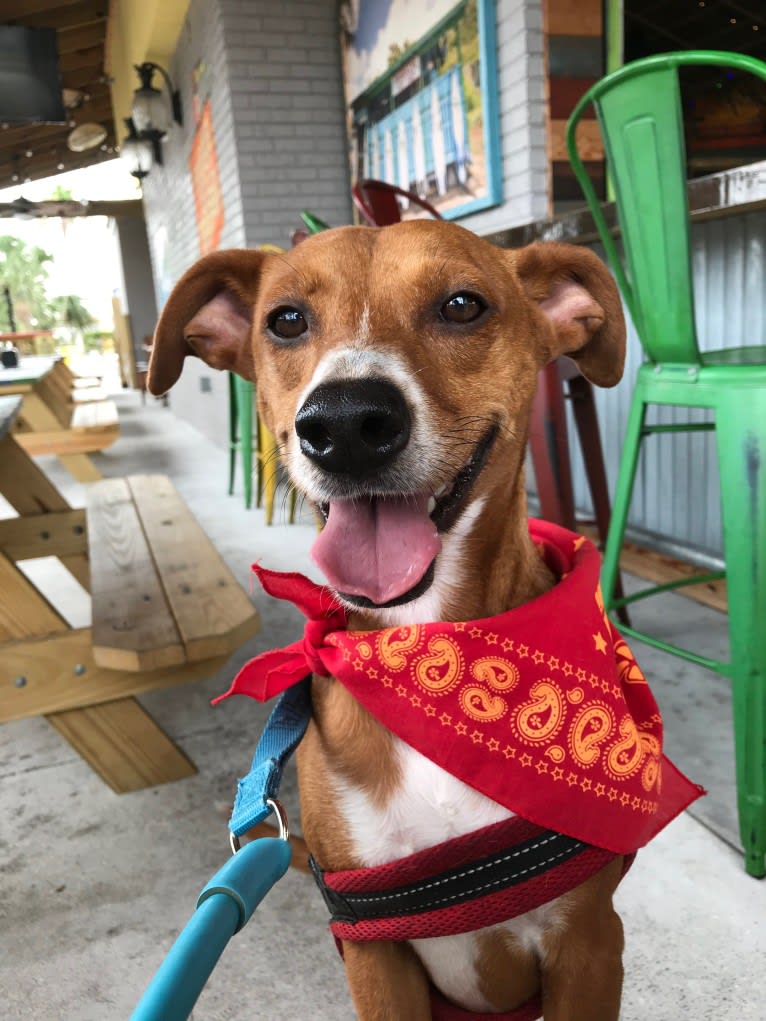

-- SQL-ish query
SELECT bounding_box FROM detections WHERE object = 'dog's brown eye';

[441,292,486,324]
[268,307,307,340]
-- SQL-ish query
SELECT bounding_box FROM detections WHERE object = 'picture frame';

[341,0,502,220]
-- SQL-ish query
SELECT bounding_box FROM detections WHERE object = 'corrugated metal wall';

[527,209,766,563]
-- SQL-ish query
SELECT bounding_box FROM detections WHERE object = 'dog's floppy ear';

[148,249,267,396]
[515,242,626,387]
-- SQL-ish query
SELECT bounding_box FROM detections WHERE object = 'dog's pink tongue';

[311,495,441,604]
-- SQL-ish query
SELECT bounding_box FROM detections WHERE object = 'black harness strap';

[310,826,589,926]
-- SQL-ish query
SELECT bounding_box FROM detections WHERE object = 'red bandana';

[215,519,703,855]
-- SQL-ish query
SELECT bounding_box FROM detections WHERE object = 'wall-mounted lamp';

[131,62,183,140]
[119,118,155,180]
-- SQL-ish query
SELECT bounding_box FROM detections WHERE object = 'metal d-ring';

[266,797,290,841]
[229,797,290,855]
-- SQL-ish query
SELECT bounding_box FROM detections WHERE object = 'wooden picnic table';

[0,355,118,481]
[0,395,260,792]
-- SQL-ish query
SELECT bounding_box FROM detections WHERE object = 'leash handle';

[130,838,292,1021]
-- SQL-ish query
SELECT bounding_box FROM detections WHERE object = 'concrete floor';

[1,391,764,1020]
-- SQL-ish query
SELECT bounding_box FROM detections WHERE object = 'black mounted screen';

[0,25,65,125]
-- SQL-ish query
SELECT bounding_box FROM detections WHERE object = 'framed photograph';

[340,0,502,220]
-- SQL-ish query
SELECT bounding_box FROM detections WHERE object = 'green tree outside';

[0,236,56,332]
[51,293,96,340]
[0,236,96,346]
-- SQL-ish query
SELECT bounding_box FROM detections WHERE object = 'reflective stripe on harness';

[309,814,618,943]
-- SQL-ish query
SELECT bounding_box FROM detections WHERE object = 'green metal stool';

[228,372,255,509]
[228,372,297,525]
[567,50,766,877]
[226,244,297,524]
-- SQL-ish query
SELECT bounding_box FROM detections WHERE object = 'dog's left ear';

[515,242,626,387]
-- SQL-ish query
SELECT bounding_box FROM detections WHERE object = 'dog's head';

[150,222,625,620]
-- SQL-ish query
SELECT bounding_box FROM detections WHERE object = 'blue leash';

[228,678,312,845]
[130,679,312,1021]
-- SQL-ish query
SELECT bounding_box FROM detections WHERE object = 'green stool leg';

[234,377,255,510]
[260,419,278,526]
[254,412,263,509]
[601,383,648,612]
[715,391,766,878]
[227,373,238,496]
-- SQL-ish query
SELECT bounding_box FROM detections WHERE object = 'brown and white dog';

[148,221,628,1020]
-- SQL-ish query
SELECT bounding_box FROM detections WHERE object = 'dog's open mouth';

[311,424,498,608]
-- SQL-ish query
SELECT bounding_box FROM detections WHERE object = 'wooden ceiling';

[625,1,766,63]
[0,0,117,192]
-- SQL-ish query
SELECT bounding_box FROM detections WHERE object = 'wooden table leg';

[48,698,196,793]
[58,452,104,482]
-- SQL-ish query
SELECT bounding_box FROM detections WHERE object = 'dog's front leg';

[342,939,432,1020]
[539,860,625,1021]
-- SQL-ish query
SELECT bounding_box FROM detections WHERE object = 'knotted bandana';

[215,519,703,855]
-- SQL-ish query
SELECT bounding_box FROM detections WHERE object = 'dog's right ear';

[148,249,267,396]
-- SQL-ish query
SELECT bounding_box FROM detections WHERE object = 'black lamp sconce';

[120,62,183,181]
[132,62,183,138]
[119,118,157,181]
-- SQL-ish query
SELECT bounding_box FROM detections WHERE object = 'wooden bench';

[1,357,119,481]
[0,397,260,792]
[16,398,120,461]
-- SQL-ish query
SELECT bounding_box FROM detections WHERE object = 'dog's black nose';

[295,378,411,477]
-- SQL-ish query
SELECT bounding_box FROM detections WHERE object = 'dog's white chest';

[333,738,553,1011]
[335,737,512,862]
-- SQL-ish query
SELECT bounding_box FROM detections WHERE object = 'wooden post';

[543,0,605,210]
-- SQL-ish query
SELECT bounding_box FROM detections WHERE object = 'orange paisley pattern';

[568,703,615,768]
[412,636,464,695]
[460,685,508,722]
[471,657,519,692]
[511,680,565,745]
[377,625,424,670]
[605,715,661,784]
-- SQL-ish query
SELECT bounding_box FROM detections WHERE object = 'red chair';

[350,181,626,617]
[352,178,442,226]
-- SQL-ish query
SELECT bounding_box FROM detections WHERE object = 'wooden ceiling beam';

[56,22,106,54]
[0,148,115,189]
[0,0,84,19]
[58,44,103,73]
[0,122,116,155]
[0,115,114,150]
[4,1,107,32]
[0,138,116,168]
[61,66,112,90]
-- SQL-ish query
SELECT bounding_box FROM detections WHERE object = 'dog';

[148,221,690,1020]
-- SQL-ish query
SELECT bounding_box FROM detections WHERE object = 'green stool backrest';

[566,50,766,365]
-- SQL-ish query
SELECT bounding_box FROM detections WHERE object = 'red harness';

[313,813,633,1021]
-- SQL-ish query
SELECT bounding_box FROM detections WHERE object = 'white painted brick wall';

[221,0,352,246]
